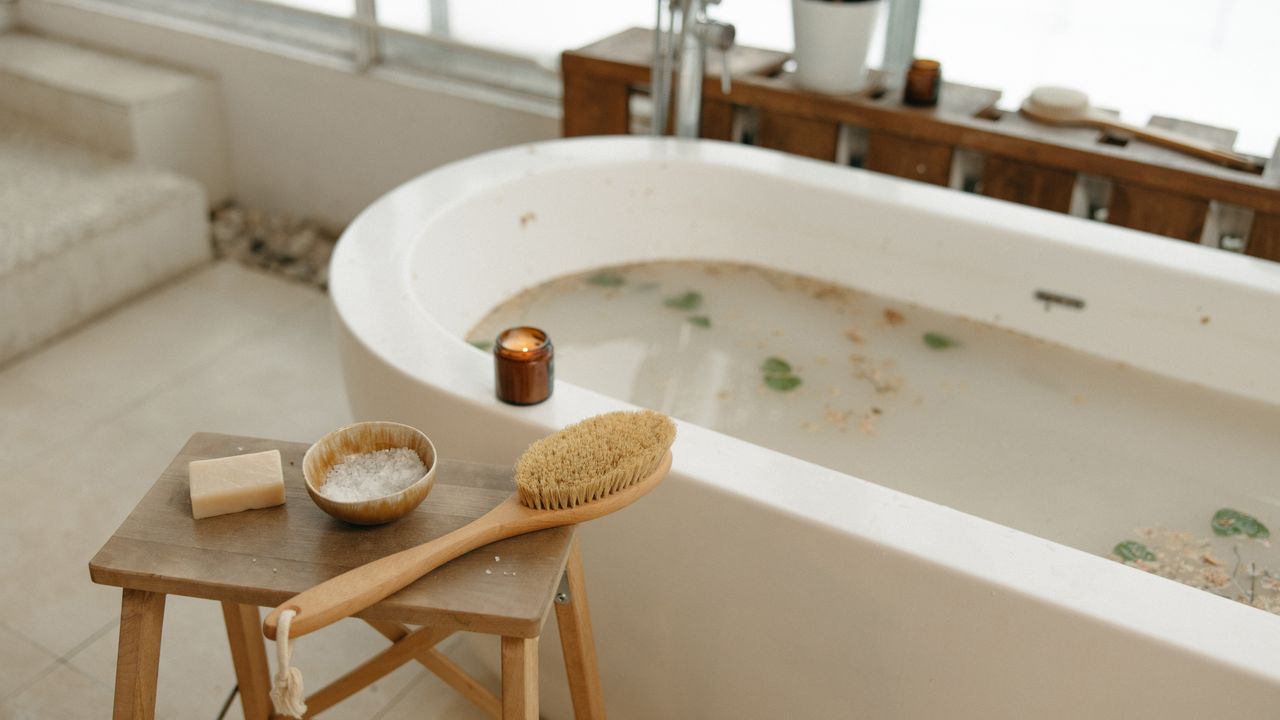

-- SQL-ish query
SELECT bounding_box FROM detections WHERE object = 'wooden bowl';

[303,421,437,525]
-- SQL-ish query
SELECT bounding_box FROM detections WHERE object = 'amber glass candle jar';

[493,326,554,405]
[904,58,941,107]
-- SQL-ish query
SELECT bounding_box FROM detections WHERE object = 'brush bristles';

[514,410,676,510]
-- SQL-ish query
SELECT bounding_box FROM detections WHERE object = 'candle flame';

[497,327,547,354]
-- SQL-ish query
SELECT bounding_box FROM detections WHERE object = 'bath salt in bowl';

[303,421,437,525]
[321,448,426,502]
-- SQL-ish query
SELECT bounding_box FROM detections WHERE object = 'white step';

[0,110,210,365]
[0,32,231,203]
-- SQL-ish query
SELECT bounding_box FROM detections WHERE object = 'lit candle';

[493,326,554,405]
[904,58,942,107]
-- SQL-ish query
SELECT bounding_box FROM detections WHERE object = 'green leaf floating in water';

[761,356,801,391]
[765,374,802,392]
[687,315,711,328]
[923,332,957,350]
[586,270,626,287]
[1114,540,1156,563]
[1211,508,1270,539]
[468,340,493,352]
[762,357,792,375]
[664,291,704,311]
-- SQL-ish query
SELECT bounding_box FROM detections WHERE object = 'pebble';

[210,202,338,290]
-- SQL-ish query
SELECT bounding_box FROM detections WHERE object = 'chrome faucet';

[651,0,736,138]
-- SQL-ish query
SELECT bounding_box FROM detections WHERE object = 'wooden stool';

[89,432,606,720]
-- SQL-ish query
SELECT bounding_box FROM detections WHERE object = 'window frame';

[38,0,919,118]
[49,0,561,105]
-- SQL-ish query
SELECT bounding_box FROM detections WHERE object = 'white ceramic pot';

[791,0,884,94]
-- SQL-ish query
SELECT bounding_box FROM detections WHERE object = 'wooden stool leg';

[113,589,166,720]
[501,636,538,720]
[555,538,606,719]
[221,603,272,720]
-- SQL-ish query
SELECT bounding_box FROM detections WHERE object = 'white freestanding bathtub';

[331,137,1280,719]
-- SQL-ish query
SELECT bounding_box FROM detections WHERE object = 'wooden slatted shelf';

[561,28,1280,262]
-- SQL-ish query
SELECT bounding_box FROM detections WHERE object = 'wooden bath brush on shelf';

[262,410,676,717]
[1020,86,1261,173]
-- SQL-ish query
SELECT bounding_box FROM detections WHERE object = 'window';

[91,0,1276,155]
[916,0,1279,155]
[381,1,653,65]
[271,0,353,15]
[376,1,795,69]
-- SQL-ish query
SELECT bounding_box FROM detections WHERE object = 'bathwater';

[467,261,1280,611]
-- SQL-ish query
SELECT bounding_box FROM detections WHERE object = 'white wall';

[16,1,560,228]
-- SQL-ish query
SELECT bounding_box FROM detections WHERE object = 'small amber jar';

[493,326,554,405]
[904,58,941,107]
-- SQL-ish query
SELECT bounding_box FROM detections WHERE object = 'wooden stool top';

[90,432,574,638]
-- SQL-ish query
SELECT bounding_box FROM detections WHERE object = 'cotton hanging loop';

[270,609,308,718]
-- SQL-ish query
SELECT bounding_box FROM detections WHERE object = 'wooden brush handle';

[263,496,540,639]
[1021,102,1260,173]
[1121,122,1260,173]
[264,450,673,641]
[1089,114,1260,173]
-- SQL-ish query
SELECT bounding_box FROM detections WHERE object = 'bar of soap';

[189,449,285,520]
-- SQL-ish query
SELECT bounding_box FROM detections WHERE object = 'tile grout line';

[60,617,121,666]
[0,617,119,704]
[369,669,431,720]
[0,269,285,472]
[0,259,219,375]
[0,659,61,706]
[3,259,321,403]
[2,267,330,482]
[0,619,57,660]
[97,270,331,423]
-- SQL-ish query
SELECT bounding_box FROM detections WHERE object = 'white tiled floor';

[0,262,495,719]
